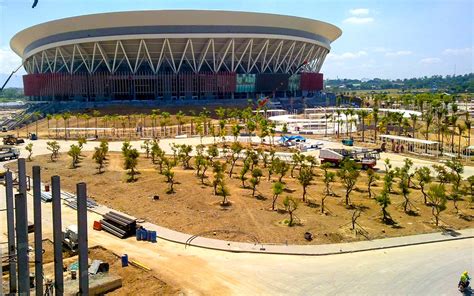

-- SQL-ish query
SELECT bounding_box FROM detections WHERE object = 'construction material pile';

[100,211,136,239]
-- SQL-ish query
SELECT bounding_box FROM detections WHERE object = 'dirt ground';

[8,152,474,245]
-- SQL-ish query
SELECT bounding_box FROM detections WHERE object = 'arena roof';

[11,10,342,58]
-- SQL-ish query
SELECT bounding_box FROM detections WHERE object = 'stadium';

[10,10,342,102]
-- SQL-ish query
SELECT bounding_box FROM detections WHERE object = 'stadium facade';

[11,10,342,101]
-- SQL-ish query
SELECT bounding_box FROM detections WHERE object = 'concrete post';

[77,182,89,295]
[32,166,43,295]
[5,171,17,293]
[18,158,27,198]
[51,175,64,295]
[15,193,29,295]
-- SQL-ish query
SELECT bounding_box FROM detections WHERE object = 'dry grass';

[8,150,473,245]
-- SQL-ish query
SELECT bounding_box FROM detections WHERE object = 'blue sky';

[0,0,472,87]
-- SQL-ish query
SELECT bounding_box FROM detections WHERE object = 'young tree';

[206,145,219,165]
[415,167,432,204]
[68,144,82,168]
[297,166,313,202]
[366,168,379,199]
[271,181,284,211]
[177,144,193,169]
[337,159,360,206]
[162,157,176,193]
[398,174,413,213]
[228,142,242,177]
[150,140,161,164]
[274,158,289,183]
[231,124,243,143]
[78,137,87,149]
[217,179,230,206]
[427,184,447,226]
[321,163,335,213]
[141,139,151,158]
[445,159,464,191]
[199,157,210,184]
[123,148,139,182]
[92,146,106,173]
[239,161,250,187]
[283,196,298,226]
[25,143,33,161]
[249,168,263,197]
[212,161,226,195]
[290,151,305,178]
[375,188,392,223]
[46,141,60,162]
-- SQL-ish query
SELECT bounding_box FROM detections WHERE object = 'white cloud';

[327,51,368,61]
[443,47,472,55]
[350,8,370,16]
[0,47,23,75]
[343,17,374,24]
[420,57,442,64]
[371,47,390,53]
[385,50,413,57]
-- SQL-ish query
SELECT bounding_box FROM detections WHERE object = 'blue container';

[150,231,157,243]
[136,228,141,241]
[140,228,148,241]
[121,254,128,267]
[147,230,152,241]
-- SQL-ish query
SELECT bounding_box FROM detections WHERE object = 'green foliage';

[337,159,360,206]
[141,139,151,158]
[283,196,298,226]
[176,144,193,169]
[427,184,447,226]
[78,137,87,149]
[68,144,82,168]
[366,168,379,199]
[273,158,289,183]
[228,142,243,177]
[25,143,33,161]
[46,141,60,161]
[123,147,139,182]
[271,181,284,211]
[297,166,313,202]
[375,189,392,223]
[249,168,263,197]
[415,167,432,204]
[92,145,107,173]
[239,161,250,187]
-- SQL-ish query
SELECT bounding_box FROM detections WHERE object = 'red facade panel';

[300,72,323,91]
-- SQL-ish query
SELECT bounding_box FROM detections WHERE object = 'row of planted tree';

[22,92,472,157]
[31,137,474,228]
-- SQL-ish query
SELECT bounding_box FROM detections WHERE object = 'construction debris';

[100,211,137,239]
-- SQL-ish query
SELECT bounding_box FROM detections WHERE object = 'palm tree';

[46,114,52,138]
[53,114,61,138]
[335,109,342,138]
[422,112,434,141]
[450,114,458,153]
[102,115,110,138]
[372,107,379,143]
[62,112,71,139]
[151,109,160,137]
[82,114,91,138]
[176,110,185,135]
[409,113,418,138]
[33,111,41,136]
[465,117,472,148]
[92,110,101,138]
[74,113,82,138]
[357,109,369,142]
[457,123,467,156]
[160,112,171,137]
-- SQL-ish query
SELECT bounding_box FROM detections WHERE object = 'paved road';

[0,137,473,295]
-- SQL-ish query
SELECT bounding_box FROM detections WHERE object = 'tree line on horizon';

[325,73,474,93]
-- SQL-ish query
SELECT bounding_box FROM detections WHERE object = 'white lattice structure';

[11,10,341,75]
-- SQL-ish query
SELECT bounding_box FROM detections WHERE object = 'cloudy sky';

[0,0,472,87]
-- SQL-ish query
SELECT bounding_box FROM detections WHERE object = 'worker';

[459,271,471,291]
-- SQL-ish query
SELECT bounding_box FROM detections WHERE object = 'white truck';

[319,148,379,169]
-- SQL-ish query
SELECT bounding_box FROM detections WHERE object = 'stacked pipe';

[100,211,136,239]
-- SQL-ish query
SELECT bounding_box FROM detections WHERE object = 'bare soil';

[9,152,474,245]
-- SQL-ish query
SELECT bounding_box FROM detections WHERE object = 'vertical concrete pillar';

[15,193,29,295]
[32,166,43,295]
[18,158,27,197]
[5,171,17,293]
[77,182,89,295]
[51,175,64,295]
